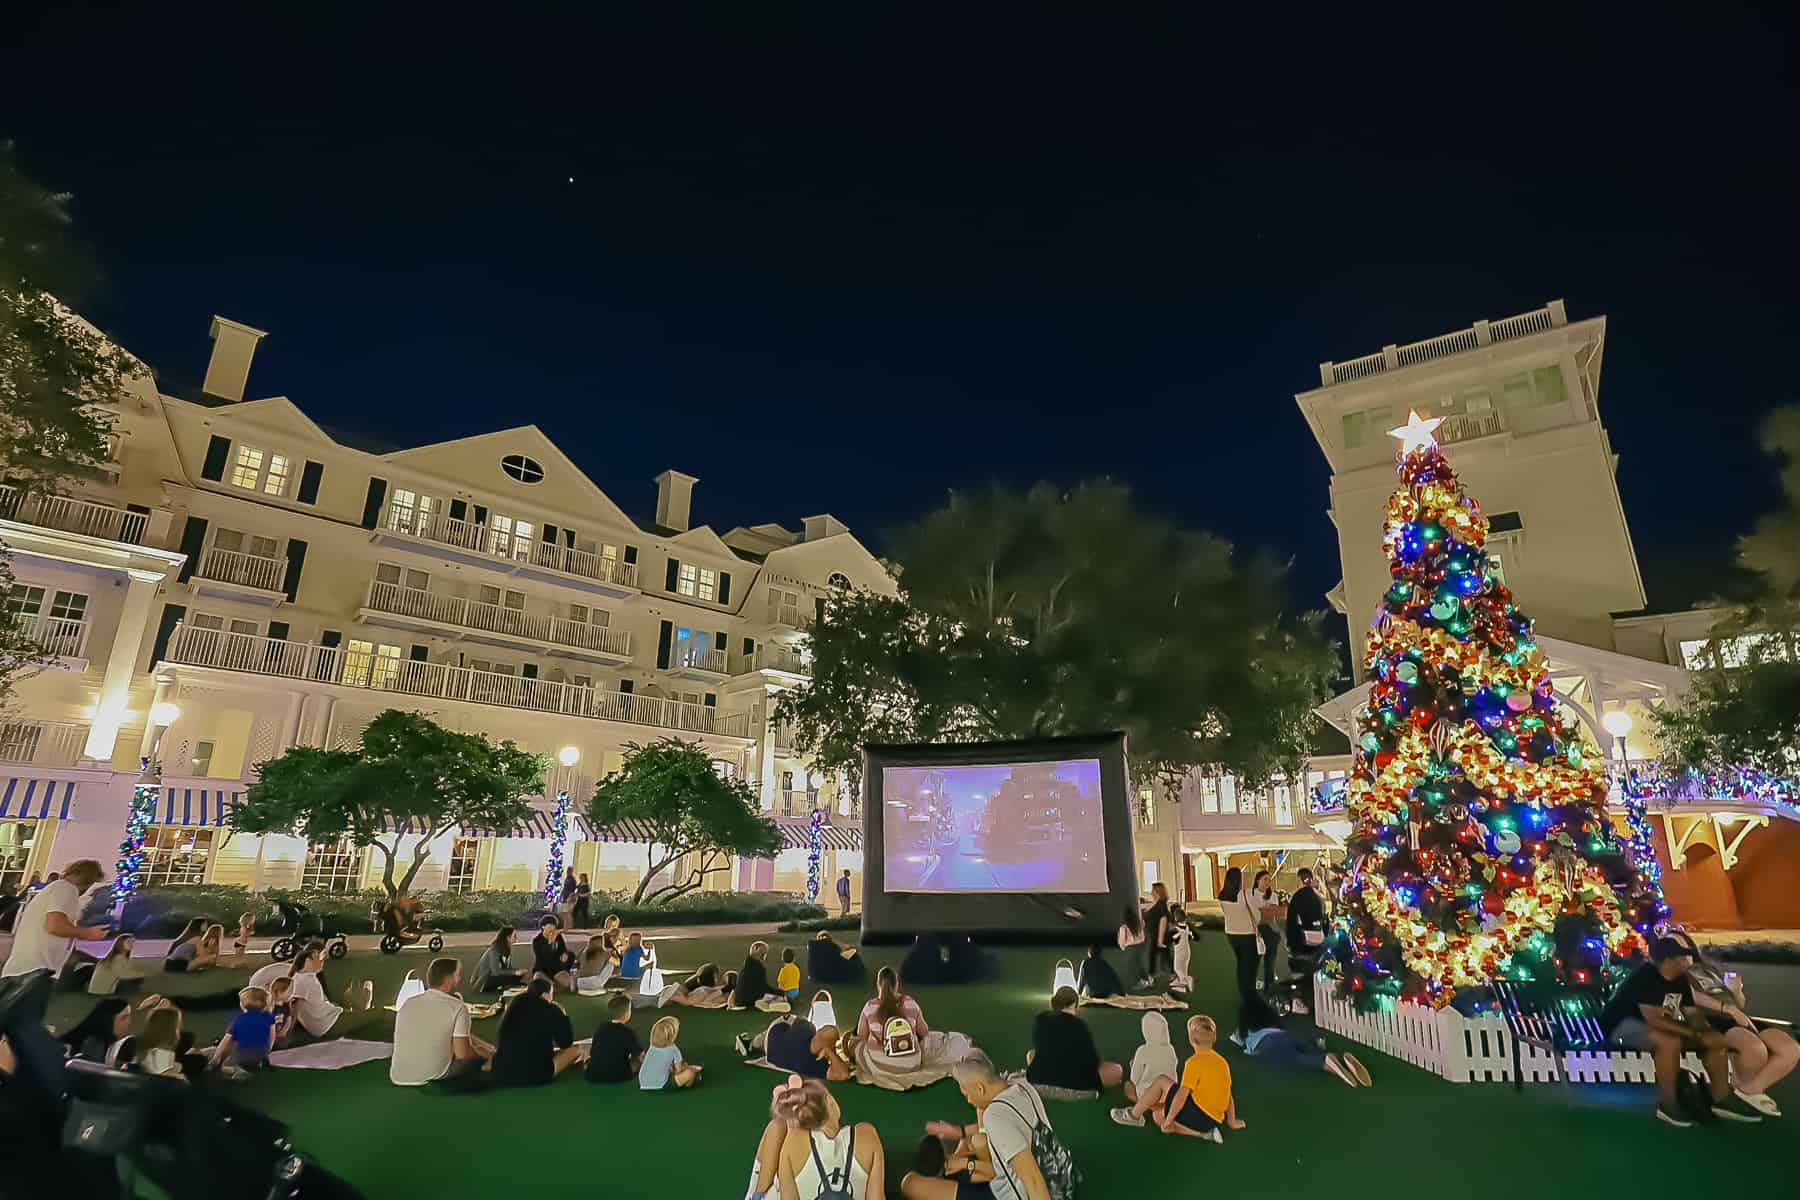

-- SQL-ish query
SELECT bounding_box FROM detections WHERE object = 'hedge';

[97,885,826,938]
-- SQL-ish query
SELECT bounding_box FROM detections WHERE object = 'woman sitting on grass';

[807,929,865,984]
[577,933,617,994]
[1076,941,1123,1000]
[189,924,225,971]
[472,926,525,993]
[61,995,163,1066]
[163,919,206,972]
[89,935,152,995]
[1025,986,1123,1095]
[732,941,786,1009]
[772,1075,885,1200]
[491,976,585,1086]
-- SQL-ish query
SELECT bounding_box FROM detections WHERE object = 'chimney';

[654,470,698,532]
[801,514,848,542]
[202,316,269,403]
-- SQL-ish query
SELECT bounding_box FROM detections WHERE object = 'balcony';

[375,509,639,598]
[192,547,289,605]
[0,720,90,767]
[776,789,823,818]
[7,612,91,665]
[733,645,809,677]
[163,624,747,738]
[1318,301,1567,387]
[361,580,633,665]
[669,645,728,681]
[0,485,152,545]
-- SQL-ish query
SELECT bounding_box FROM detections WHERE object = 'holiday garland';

[112,760,160,905]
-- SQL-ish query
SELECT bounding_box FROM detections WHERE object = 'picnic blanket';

[655,983,730,1008]
[268,1039,393,1070]
[854,1029,975,1092]
[1080,993,1187,1011]
[728,996,792,1014]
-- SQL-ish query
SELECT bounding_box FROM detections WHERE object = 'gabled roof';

[762,529,892,587]
[664,524,741,562]
[165,391,340,449]
[378,424,637,530]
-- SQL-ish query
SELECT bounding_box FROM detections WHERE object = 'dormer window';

[501,454,545,483]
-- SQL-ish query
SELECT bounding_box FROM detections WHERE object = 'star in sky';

[1389,409,1444,455]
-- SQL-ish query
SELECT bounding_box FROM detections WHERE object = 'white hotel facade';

[1,316,887,901]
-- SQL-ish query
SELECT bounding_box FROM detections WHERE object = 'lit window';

[229,446,265,490]
[387,488,439,535]
[0,818,41,891]
[140,826,215,886]
[263,453,291,497]
[302,836,365,893]
[446,837,479,893]
[371,643,402,689]
[1138,787,1156,828]
[341,640,375,687]
[1273,783,1295,826]
[1200,776,1219,814]
[488,514,533,560]
[500,454,544,483]
[675,564,718,601]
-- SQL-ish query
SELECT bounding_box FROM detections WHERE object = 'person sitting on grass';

[1232,994,1368,1087]
[390,957,493,1087]
[745,1012,854,1082]
[1110,1014,1244,1141]
[1671,930,1799,1117]
[907,1129,996,1195]
[492,976,585,1086]
[772,1075,886,1200]
[777,947,802,1001]
[163,919,207,973]
[531,915,578,990]
[905,1050,1065,1200]
[129,1005,190,1080]
[1125,1012,1178,1107]
[733,941,786,1010]
[664,962,737,1007]
[472,926,525,993]
[807,930,864,984]
[577,932,617,994]
[246,941,377,1040]
[60,995,163,1066]
[585,991,642,1084]
[856,966,927,1045]
[1600,935,1761,1126]
[207,986,276,1080]
[266,976,297,1049]
[639,1014,701,1090]
[88,935,151,996]
[1025,986,1123,1096]
[618,932,649,984]
[189,924,225,972]
[1076,941,1123,1001]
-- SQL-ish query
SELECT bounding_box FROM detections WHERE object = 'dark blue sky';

[6,4,1796,631]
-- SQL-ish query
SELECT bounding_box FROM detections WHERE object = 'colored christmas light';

[542,790,570,904]
[112,759,160,906]
[805,805,825,902]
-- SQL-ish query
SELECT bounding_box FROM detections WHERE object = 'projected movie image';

[882,758,1107,893]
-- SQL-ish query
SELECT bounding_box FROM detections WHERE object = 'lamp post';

[114,701,180,910]
[1601,709,1633,761]
[543,745,580,904]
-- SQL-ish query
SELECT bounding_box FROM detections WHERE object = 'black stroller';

[268,898,350,962]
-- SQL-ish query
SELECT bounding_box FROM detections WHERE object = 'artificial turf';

[39,931,1800,1198]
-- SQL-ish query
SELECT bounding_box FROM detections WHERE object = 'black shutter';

[664,558,680,592]
[473,505,488,526]
[320,630,343,647]
[704,693,716,707]
[718,571,731,605]
[619,679,634,694]
[563,528,575,548]
[742,637,754,657]
[815,597,827,624]
[522,663,538,680]
[175,516,208,582]
[623,545,638,564]
[713,631,727,652]
[296,461,324,505]
[541,524,557,544]
[656,620,673,669]
[360,478,387,529]
[409,644,429,662]
[200,436,231,482]
[149,604,186,666]
[267,622,290,641]
[282,539,307,603]
[315,629,342,682]
[449,499,467,522]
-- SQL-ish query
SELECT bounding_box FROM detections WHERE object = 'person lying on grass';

[743,1009,853,1081]
[664,962,738,1006]
[772,1075,885,1200]
[1110,1014,1244,1142]
[1025,986,1123,1096]
[639,1014,701,1090]
[1232,994,1369,1087]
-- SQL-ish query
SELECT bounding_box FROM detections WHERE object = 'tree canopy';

[235,709,546,898]
[586,737,782,904]
[776,480,1341,798]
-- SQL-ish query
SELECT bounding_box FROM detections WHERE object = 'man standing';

[1285,867,1327,1014]
[1,859,107,993]
[836,869,853,917]
[391,957,492,1085]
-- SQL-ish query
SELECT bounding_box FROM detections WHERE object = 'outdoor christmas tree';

[1330,411,1660,1007]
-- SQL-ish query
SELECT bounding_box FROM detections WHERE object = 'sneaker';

[1323,1054,1357,1087]
[734,1032,753,1059]
[1713,1094,1765,1123]
[1290,1000,1310,1015]
[1343,1053,1372,1087]
[1109,1107,1146,1128]
[1736,1089,1781,1117]
[1229,1031,1246,1048]
[220,1065,251,1083]
[1656,1105,1694,1128]
[1203,1127,1224,1143]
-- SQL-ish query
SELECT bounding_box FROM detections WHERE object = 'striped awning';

[774,820,862,852]
[157,786,241,827]
[0,778,75,820]
[575,816,664,843]
[377,812,557,838]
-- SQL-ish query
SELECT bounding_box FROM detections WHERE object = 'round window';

[827,572,851,591]
[501,454,544,483]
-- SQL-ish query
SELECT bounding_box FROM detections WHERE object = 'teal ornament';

[1494,829,1522,855]
[1430,596,1458,620]
[1360,732,1382,753]
[1395,661,1419,685]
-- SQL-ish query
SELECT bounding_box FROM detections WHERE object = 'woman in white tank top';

[772,1075,883,1199]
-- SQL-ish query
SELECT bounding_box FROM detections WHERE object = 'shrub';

[778,914,863,933]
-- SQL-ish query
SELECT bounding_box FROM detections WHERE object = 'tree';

[1331,414,1657,1007]
[234,710,546,899]
[776,480,1340,801]
[586,737,781,904]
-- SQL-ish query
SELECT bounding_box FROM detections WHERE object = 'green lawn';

[41,932,1800,1198]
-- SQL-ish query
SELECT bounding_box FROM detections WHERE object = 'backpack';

[994,1090,1082,1200]
[807,1126,858,1199]
[1673,1069,1717,1123]
[882,1016,918,1058]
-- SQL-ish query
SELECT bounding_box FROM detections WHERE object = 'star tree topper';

[1388,409,1444,455]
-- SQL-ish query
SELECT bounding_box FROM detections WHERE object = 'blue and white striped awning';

[158,786,241,827]
[773,820,862,852]
[377,812,557,838]
[574,816,663,843]
[0,778,75,820]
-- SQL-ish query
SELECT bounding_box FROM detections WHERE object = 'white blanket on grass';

[854,1030,974,1092]
[267,1039,393,1070]
[1080,993,1187,1011]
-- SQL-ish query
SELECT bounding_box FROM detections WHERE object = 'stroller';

[377,896,445,955]
[269,897,349,962]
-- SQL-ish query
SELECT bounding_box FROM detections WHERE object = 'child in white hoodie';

[1126,1011,1180,1106]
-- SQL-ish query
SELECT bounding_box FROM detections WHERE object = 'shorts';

[952,1182,994,1200]
[1164,1089,1221,1134]
[1610,1018,1653,1051]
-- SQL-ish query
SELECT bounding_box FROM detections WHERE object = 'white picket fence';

[1311,973,1698,1085]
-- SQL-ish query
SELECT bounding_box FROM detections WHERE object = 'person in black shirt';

[571,874,593,930]
[585,991,642,1083]
[1600,936,1750,1126]
[492,977,582,1086]
[1025,986,1123,1093]
[1285,868,1328,1013]
[1076,942,1123,1000]
[731,941,783,1009]
[531,916,577,989]
[1143,883,1172,980]
[806,931,865,983]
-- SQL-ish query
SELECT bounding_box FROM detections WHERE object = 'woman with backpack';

[770,1075,884,1199]
[856,966,928,1045]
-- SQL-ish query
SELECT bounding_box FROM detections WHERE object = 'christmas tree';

[1331,411,1660,1007]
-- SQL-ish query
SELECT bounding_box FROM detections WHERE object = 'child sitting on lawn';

[208,986,276,1079]
[619,932,648,983]
[639,1015,701,1090]
[1110,1014,1245,1141]
[586,991,642,1083]
[267,976,297,1048]
[777,947,801,1001]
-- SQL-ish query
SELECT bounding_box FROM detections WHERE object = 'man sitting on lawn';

[1600,935,1761,1126]
[904,1050,1068,1200]
[531,916,578,989]
[391,956,493,1085]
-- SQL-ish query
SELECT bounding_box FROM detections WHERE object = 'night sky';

[6,5,1796,634]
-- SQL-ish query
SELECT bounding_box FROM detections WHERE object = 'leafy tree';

[235,710,546,899]
[777,481,1341,800]
[586,737,782,904]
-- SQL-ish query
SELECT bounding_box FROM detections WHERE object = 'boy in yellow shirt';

[1110,1014,1245,1141]
[776,947,801,1000]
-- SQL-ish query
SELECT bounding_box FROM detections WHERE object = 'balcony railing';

[384,509,639,590]
[777,790,823,818]
[674,646,728,673]
[365,581,633,658]
[734,646,810,675]
[8,611,90,659]
[0,485,149,544]
[1318,301,1568,387]
[0,720,89,766]
[1435,410,1505,446]
[196,547,288,593]
[164,624,742,736]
